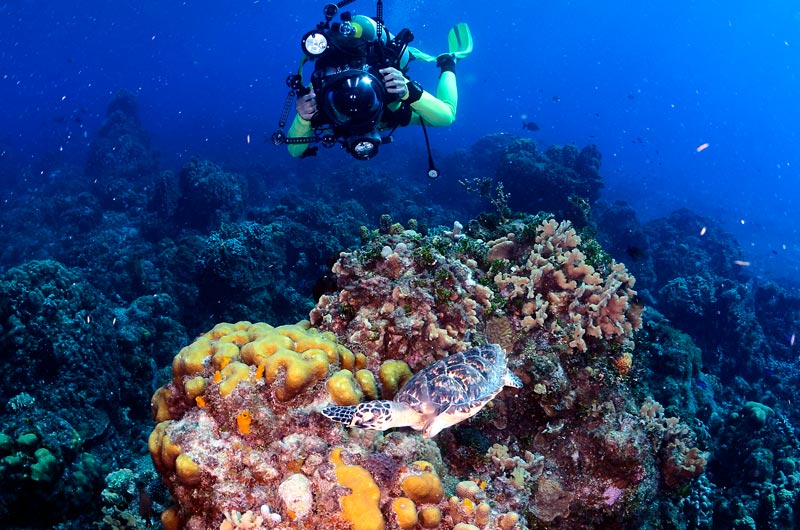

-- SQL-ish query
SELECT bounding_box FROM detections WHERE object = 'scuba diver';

[272,0,472,174]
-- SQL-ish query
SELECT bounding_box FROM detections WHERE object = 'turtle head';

[322,401,401,431]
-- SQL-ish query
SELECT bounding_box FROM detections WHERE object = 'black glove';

[405,80,424,104]
[436,53,457,76]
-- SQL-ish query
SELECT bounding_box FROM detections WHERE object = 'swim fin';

[408,22,473,63]
[448,22,473,59]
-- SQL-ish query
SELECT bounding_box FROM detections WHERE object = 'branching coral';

[639,398,709,487]
[491,218,643,356]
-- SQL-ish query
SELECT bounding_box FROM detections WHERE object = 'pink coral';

[493,219,643,355]
[310,233,492,370]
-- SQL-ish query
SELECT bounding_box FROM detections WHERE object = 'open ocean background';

[3,0,798,285]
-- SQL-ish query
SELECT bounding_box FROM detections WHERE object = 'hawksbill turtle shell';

[322,343,522,438]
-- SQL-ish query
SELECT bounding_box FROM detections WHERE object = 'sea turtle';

[321,343,522,438]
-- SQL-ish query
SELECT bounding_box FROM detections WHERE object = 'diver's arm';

[286,114,313,157]
[286,90,317,157]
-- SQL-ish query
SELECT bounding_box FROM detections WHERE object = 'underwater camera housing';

[298,0,413,159]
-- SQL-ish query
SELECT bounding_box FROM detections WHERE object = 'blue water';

[3,0,798,284]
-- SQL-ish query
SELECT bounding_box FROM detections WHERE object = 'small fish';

[696,142,710,152]
[552,95,560,102]
[522,120,540,132]
[791,333,796,347]
[733,260,751,267]
[139,487,154,526]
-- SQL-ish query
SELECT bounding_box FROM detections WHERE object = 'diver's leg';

[407,67,459,127]
[436,70,458,119]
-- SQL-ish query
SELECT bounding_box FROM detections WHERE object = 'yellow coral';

[156,432,181,473]
[240,333,295,366]
[151,387,174,423]
[462,498,475,514]
[212,341,240,370]
[330,448,384,530]
[175,453,202,486]
[205,321,251,340]
[217,329,251,346]
[327,369,363,406]
[247,322,275,339]
[160,506,181,530]
[183,376,206,403]
[148,421,169,472]
[355,369,379,400]
[418,506,442,528]
[264,348,329,401]
[401,463,444,504]
[475,502,491,526]
[392,497,418,529]
[218,362,250,398]
[379,360,413,399]
[172,337,212,379]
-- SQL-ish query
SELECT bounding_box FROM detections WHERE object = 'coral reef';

[0,259,187,528]
[148,320,448,529]
[447,135,603,226]
[174,159,247,231]
[641,209,770,380]
[85,90,159,210]
[149,215,708,530]
[310,225,493,371]
[3,95,799,530]
[487,217,642,355]
[0,405,103,526]
[195,221,312,324]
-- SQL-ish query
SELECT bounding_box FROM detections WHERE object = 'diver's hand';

[296,91,317,121]
[380,67,408,99]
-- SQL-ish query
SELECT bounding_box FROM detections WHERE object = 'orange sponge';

[330,448,384,530]
[392,497,418,529]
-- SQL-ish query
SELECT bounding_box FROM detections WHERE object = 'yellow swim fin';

[448,22,473,59]
[407,23,473,63]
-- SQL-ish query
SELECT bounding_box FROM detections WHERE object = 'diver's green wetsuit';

[287,68,458,158]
